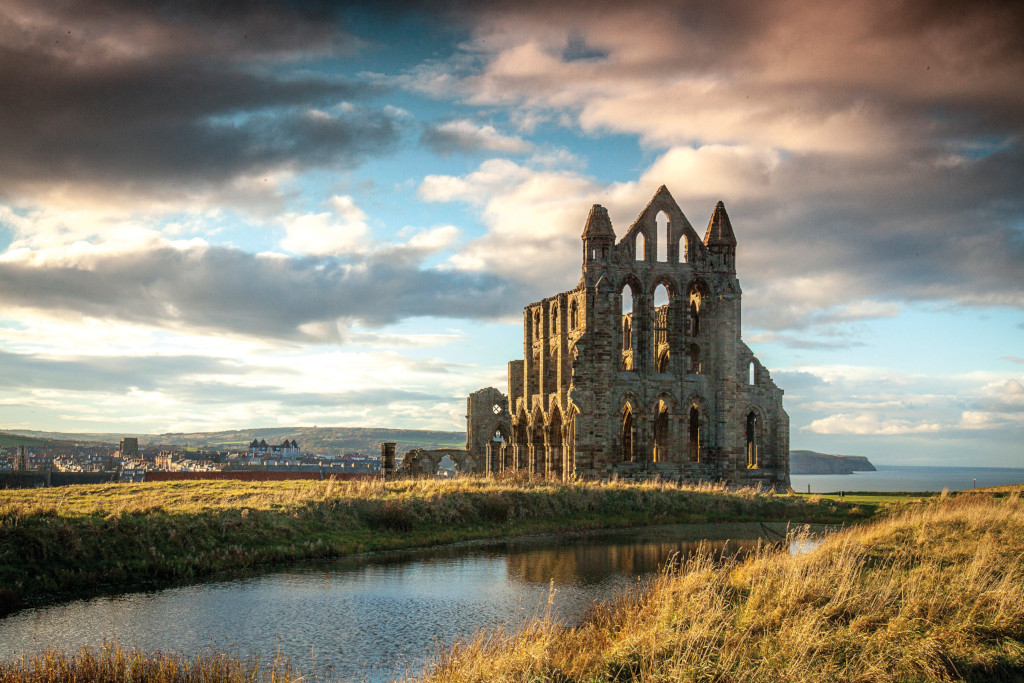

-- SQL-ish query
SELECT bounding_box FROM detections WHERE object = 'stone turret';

[704,201,737,272]
[582,204,615,269]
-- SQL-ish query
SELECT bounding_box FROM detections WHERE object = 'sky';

[0,0,1022,467]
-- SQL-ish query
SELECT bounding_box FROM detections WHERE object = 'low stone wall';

[144,471,375,482]
[0,471,117,489]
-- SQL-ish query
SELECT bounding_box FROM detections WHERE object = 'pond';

[0,523,805,681]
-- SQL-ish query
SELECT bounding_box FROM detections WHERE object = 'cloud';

[429,0,1024,151]
[803,413,945,435]
[279,195,370,256]
[419,141,1024,333]
[0,242,526,342]
[0,349,262,393]
[398,1,1024,331]
[421,119,533,156]
[0,0,402,205]
[420,158,602,293]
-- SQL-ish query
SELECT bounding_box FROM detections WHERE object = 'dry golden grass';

[420,492,1024,682]
[0,476,780,517]
[1,477,867,608]
[0,641,297,683]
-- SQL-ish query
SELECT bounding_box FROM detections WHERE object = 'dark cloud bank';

[0,0,404,195]
[0,245,529,340]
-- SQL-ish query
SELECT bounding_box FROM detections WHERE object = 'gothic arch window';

[621,404,635,462]
[653,283,670,374]
[688,403,701,462]
[530,412,546,475]
[635,232,646,262]
[621,283,636,371]
[569,299,579,330]
[688,343,701,374]
[687,284,703,336]
[656,211,669,262]
[749,361,756,385]
[746,411,759,469]
[548,408,563,479]
[514,419,528,470]
[534,310,541,338]
[653,399,670,462]
[550,305,558,334]
[681,234,689,264]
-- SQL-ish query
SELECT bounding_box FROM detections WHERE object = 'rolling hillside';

[1,427,465,455]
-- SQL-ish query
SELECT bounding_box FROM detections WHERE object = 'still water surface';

[0,524,780,682]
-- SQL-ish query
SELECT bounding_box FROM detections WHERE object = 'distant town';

[0,436,382,485]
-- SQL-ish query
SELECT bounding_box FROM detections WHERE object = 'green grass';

[0,477,872,611]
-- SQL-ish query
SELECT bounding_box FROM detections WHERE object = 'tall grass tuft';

[419,491,1024,683]
[0,641,297,682]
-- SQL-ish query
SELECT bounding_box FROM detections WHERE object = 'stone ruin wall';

[402,187,789,488]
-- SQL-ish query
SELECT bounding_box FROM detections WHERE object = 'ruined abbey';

[402,187,789,487]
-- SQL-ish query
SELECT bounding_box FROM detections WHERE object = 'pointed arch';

[621,406,634,463]
[488,424,511,474]
[565,403,578,477]
[619,393,639,463]
[513,407,529,471]
[635,231,646,262]
[743,405,767,470]
[651,393,674,463]
[684,395,709,463]
[529,406,547,475]
[548,405,563,479]
[685,279,711,337]
[687,343,701,374]
[656,211,669,262]
[620,278,641,372]
[651,277,676,375]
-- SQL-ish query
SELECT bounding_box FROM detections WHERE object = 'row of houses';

[248,439,301,457]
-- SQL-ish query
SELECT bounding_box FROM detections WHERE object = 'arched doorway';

[488,427,509,474]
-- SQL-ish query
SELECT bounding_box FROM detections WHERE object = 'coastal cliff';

[790,450,876,475]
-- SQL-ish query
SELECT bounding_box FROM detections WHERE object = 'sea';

[790,465,1024,494]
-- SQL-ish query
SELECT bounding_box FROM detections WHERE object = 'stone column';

[380,442,396,479]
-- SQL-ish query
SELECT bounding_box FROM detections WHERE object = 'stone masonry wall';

[466,187,789,488]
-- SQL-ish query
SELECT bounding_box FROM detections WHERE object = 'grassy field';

[419,489,1024,683]
[0,477,869,612]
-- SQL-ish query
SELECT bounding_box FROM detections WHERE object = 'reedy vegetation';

[0,642,294,683]
[0,477,863,607]
[420,491,1024,683]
